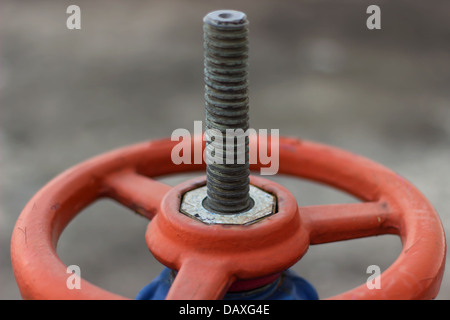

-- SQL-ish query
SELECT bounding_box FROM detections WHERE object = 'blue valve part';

[136,268,318,300]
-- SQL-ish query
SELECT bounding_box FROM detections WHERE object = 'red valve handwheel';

[11,135,446,299]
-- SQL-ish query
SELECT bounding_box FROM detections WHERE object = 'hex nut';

[180,185,277,225]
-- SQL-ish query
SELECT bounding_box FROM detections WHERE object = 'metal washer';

[180,185,277,225]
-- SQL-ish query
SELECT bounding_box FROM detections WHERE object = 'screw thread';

[203,10,253,214]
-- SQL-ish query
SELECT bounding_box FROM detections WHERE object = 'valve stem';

[202,10,254,214]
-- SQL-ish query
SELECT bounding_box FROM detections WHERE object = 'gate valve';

[11,10,446,300]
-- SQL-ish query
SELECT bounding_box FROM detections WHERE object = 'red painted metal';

[11,135,446,299]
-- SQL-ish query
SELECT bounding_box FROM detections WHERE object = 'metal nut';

[180,185,277,225]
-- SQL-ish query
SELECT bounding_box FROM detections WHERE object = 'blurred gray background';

[1,0,449,299]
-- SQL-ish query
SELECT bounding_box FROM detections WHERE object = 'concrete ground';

[1,0,449,299]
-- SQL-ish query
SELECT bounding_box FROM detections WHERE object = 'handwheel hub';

[146,175,311,298]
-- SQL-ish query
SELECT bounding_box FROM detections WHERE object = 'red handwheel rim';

[277,138,446,299]
[10,136,446,299]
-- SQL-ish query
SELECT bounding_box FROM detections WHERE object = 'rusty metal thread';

[202,10,253,214]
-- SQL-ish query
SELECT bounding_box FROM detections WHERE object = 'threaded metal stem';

[202,10,253,214]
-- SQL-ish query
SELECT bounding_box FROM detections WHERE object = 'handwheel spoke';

[166,258,234,300]
[104,170,172,220]
[302,201,401,244]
